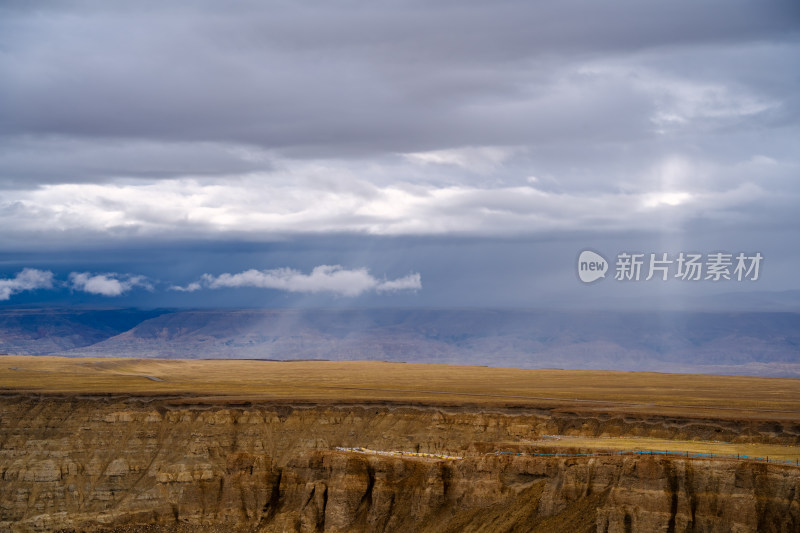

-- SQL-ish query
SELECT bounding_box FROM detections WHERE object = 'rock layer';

[0,395,798,532]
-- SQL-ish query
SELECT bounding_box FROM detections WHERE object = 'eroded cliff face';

[0,395,798,532]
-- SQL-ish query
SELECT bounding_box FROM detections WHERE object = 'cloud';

[169,281,203,293]
[68,272,153,297]
[173,265,421,297]
[1,2,796,160]
[0,268,54,300]
[403,146,520,173]
[0,0,796,286]
[375,273,422,293]
[0,166,793,245]
[0,137,273,188]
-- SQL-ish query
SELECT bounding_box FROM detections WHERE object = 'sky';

[0,0,798,310]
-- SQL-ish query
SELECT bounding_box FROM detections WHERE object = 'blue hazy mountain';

[1,308,797,377]
[0,308,171,355]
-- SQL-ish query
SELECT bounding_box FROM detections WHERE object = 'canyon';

[1,392,799,532]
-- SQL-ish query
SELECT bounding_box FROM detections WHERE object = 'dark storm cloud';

[0,137,272,186]
[1,0,797,155]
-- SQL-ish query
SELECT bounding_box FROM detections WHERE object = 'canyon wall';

[1,395,798,532]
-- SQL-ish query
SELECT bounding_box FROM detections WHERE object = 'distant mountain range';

[1,307,799,377]
[0,308,167,356]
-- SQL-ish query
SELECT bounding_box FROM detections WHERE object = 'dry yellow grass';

[517,436,800,462]
[3,355,800,460]
[2,355,800,420]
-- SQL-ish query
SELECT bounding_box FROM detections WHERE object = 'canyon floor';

[1,356,800,532]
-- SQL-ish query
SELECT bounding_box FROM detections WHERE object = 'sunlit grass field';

[2,355,799,420]
[515,435,800,463]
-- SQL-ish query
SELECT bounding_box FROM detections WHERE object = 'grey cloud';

[0,0,796,277]
[0,1,796,156]
[0,137,273,187]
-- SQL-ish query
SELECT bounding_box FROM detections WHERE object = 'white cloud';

[375,273,422,292]
[403,146,519,172]
[649,80,776,129]
[642,191,693,208]
[0,148,793,244]
[69,272,153,297]
[174,265,422,297]
[0,268,54,300]
[169,281,203,293]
